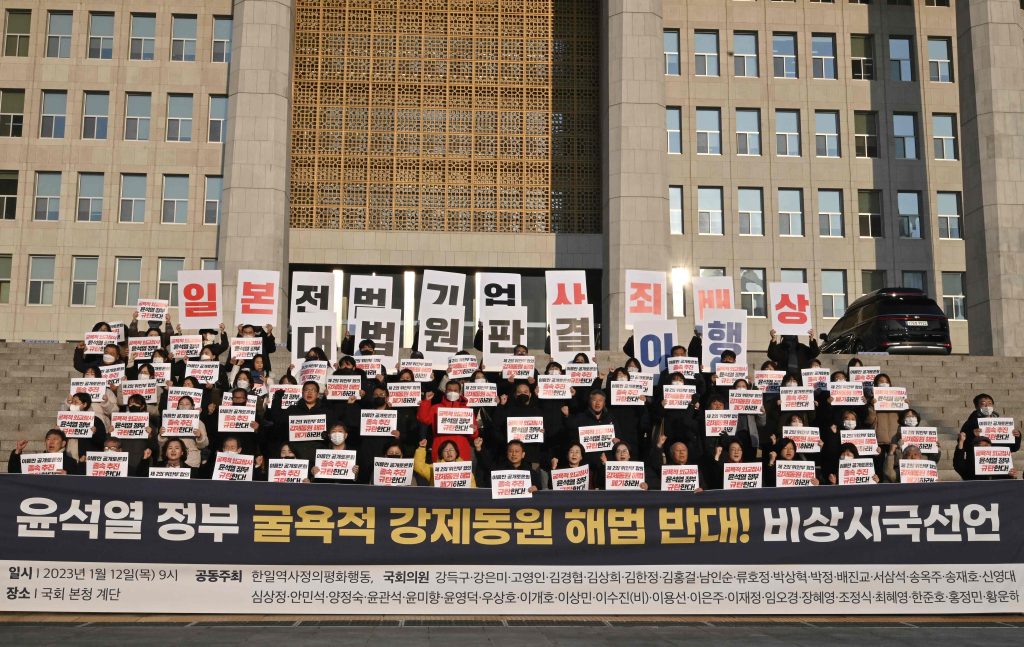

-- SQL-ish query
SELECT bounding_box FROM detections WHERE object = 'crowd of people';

[6,315,1022,489]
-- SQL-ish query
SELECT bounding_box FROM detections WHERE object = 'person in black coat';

[282,381,336,461]
[7,430,81,474]
[474,438,544,491]
[136,438,199,477]
[767,328,820,372]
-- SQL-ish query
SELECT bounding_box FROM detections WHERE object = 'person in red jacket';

[417,380,479,462]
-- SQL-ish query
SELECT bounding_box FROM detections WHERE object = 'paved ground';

[0,616,1021,646]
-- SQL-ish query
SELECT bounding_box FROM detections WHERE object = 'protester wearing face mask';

[954,394,1022,480]
[194,324,229,359]
[349,385,404,483]
[604,367,648,458]
[416,380,479,463]
[234,323,277,373]
[826,443,880,484]
[489,382,553,468]
[73,341,123,376]
[8,429,81,475]
[883,408,941,471]
[306,423,356,483]
[154,395,210,468]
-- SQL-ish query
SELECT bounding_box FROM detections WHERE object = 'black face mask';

[371,396,387,407]
[515,394,530,405]
[128,405,145,413]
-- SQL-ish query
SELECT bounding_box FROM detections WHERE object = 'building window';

[738,188,764,236]
[781,268,806,284]
[851,34,874,80]
[46,11,72,59]
[88,13,114,60]
[818,189,844,237]
[162,175,189,224]
[822,270,848,318]
[28,255,55,306]
[933,113,958,160]
[893,113,918,159]
[208,95,227,143]
[925,0,951,6]
[171,15,198,62]
[119,174,146,223]
[775,109,800,157]
[0,255,10,303]
[862,270,886,294]
[696,108,721,155]
[71,256,98,306]
[130,14,156,61]
[34,172,61,221]
[772,33,798,78]
[903,271,926,293]
[204,176,222,225]
[77,173,104,222]
[695,31,719,77]
[40,91,67,139]
[854,111,879,158]
[669,186,683,235]
[928,37,952,82]
[700,267,726,278]
[4,9,31,57]
[167,94,193,142]
[736,109,761,156]
[698,187,724,235]
[124,93,151,141]
[814,111,840,157]
[812,34,837,79]
[114,257,142,307]
[82,92,109,140]
[201,259,218,271]
[664,29,680,75]
[158,258,184,305]
[937,192,962,240]
[740,268,767,317]
[889,37,914,81]
[666,106,682,154]
[0,89,24,137]
[778,188,804,237]
[941,272,966,320]
[734,32,758,77]
[0,170,16,220]
[212,16,232,63]
[858,190,882,238]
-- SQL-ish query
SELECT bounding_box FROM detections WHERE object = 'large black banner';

[2,475,1022,566]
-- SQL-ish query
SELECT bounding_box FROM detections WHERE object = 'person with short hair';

[7,429,80,474]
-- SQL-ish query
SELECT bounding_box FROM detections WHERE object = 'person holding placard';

[767,328,819,372]
[118,393,157,471]
[818,409,860,484]
[473,438,543,491]
[646,431,705,491]
[881,444,928,483]
[764,438,820,487]
[157,395,209,468]
[416,380,479,464]
[60,391,109,462]
[136,438,197,478]
[199,435,263,480]
[73,339,124,377]
[705,438,746,490]
[309,423,358,483]
[598,442,648,490]
[352,385,404,484]
[7,429,80,475]
[825,443,880,484]
[566,352,604,415]
[413,438,476,487]
[282,381,334,461]
[490,382,560,468]
[730,377,765,460]
[604,367,647,457]
[657,372,704,464]
[655,345,707,407]
[863,373,902,458]
[550,442,594,490]
[128,309,175,345]
[959,394,1022,450]
[235,323,278,373]
[954,433,1021,481]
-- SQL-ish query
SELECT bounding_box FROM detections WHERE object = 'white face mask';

[843,420,857,430]
[68,404,82,412]
[105,447,119,453]
[237,380,250,390]
[980,406,994,416]
[474,378,487,383]
[201,354,214,361]
[903,417,918,427]
[547,369,561,375]
[445,391,460,402]
[102,353,116,363]
[329,432,346,445]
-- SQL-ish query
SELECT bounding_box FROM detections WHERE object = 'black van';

[820,288,952,354]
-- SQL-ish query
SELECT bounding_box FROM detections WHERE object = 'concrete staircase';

[1,343,1021,479]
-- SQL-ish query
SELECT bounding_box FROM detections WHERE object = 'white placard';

[507,417,544,444]
[774,461,816,487]
[723,463,763,490]
[463,383,498,407]
[900,427,939,454]
[691,276,733,328]
[230,337,263,361]
[873,386,908,411]
[548,303,596,366]
[624,269,668,328]
[978,418,1015,445]
[399,359,434,382]
[69,378,106,401]
[783,426,821,453]
[218,406,256,433]
[551,466,590,491]
[501,355,536,380]
[704,411,738,436]
[604,462,645,490]
[314,449,356,480]
[84,331,118,355]
[235,269,280,329]
[661,464,699,492]
[57,411,95,439]
[661,384,697,409]
[447,355,479,380]
[289,414,326,442]
[136,298,168,322]
[110,412,149,439]
[268,459,310,483]
[169,335,203,359]
[436,409,474,435]
[213,453,254,481]
[325,376,361,400]
[829,381,866,406]
[19,453,65,474]
[536,375,572,400]
[768,282,812,336]
[565,363,598,386]
[609,381,645,406]
[148,467,191,479]
[841,429,880,456]
[780,387,815,411]
[290,271,337,327]
[490,470,533,499]
[974,446,1012,476]
[121,380,158,405]
[899,459,938,484]
[177,270,223,330]
[167,386,203,410]
[373,458,415,486]
[578,425,614,453]
[161,410,200,436]
[185,361,219,385]
[729,389,762,413]
[361,410,398,437]
[632,318,678,373]
[839,458,877,485]
[388,382,422,408]
[431,461,473,488]
[86,452,129,478]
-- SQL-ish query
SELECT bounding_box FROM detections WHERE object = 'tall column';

[219,0,294,330]
[957,0,1024,355]
[602,0,670,351]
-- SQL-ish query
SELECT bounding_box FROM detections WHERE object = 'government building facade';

[0,0,1021,354]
